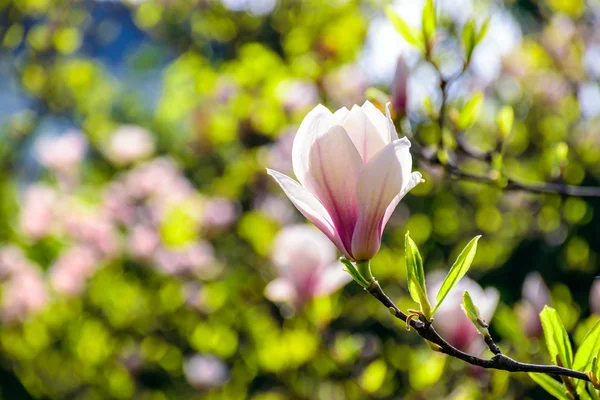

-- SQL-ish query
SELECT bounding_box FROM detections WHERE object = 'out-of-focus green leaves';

[573,320,600,390]
[432,236,481,315]
[421,0,437,50]
[462,17,489,63]
[405,232,431,319]
[457,92,484,130]
[497,106,514,139]
[540,306,574,368]
[528,373,569,400]
[385,6,424,50]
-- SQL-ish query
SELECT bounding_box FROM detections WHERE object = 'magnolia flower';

[106,125,155,165]
[591,279,600,315]
[35,130,87,174]
[267,101,422,261]
[427,272,499,352]
[517,272,550,337]
[265,225,351,306]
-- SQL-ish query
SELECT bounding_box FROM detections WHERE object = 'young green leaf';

[457,92,484,130]
[573,320,600,391]
[461,290,489,336]
[421,0,436,45]
[528,373,569,400]
[405,232,432,319]
[340,258,370,288]
[385,6,423,49]
[496,105,514,138]
[432,235,481,315]
[462,18,476,63]
[540,306,574,368]
[476,16,491,45]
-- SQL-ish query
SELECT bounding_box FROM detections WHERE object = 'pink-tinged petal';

[361,100,397,144]
[313,261,353,297]
[340,105,387,163]
[266,169,351,259]
[264,278,298,303]
[307,125,362,255]
[333,106,350,120]
[351,139,413,260]
[292,104,338,187]
[381,171,423,230]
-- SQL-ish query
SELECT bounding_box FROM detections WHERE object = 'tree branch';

[366,280,592,383]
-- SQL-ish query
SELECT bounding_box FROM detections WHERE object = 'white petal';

[381,171,422,229]
[340,105,387,163]
[314,262,353,297]
[266,169,351,259]
[265,278,298,303]
[333,106,350,120]
[307,125,362,254]
[351,139,413,260]
[361,100,396,144]
[292,104,338,187]
[385,102,399,142]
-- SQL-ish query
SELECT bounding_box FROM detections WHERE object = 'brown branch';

[366,280,592,383]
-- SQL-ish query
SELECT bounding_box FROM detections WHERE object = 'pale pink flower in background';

[391,56,409,115]
[267,101,422,261]
[0,246,34,279]
[323,65,369,108]
[20,183,57,239]
[591,279,600,315]
[254,195,296,225]
[154,241,215,276]
[128,225,161,259]
[63,211,120,258]
[268,128,295,175]
[427,272,499,353]
[2,269,48,322]
[516,272,550,338]
[35,130,87,174]
[202,197,237,228]
[265,225,351,306]
[184,354,229,390]
[49,246,98,295]
[106,125,155,165]
[277,79,320,113]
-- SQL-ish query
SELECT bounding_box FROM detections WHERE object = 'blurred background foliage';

[0,0,599,398]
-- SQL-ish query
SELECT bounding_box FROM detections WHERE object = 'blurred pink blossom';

[265,224,351,307]
[49,245,98,295]
[516,272,550,338]
[2,268,48,322]
[63,210,120,258]
[323,65,368,108]
[129,225,161,259]
[20,183,57,239]
[0,246,34,279]
[391,56,409,115]
[184,354,228,390]
[106,125,155,165]
[154,241,215,276]
[202,197,237,228]
[591,279,600,315]
[268,128,295,175]
[277,79,320,113]
[35,130,87,174]
[427,272,499,353]
[254,195,296,225]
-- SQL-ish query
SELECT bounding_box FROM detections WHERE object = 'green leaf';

[540,306,574,368]
[528,373,569,400]
[573,320,600,391]
[405,232,432,319]
[461,290,489,335]
[496,105,514,138]
[432,236,481,315]
[462,18,476,63]
[457,92,484,130]
[340,258,370,288]
[385,6,423,49]
[421,0,436,44]
[476,17,491,44]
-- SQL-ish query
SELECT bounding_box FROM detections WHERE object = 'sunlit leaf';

[476,17,491,44]
[405,232,431,319]
[528,373,569,400]
[432,236,481,315]
[573,320,600,391]
[540,306,574,368]
[421,0,436,44]
[457,92,484,130]
[496,105,514,138]
[385,6,423,49]
[461,291,488,335]
[462,18,476,63]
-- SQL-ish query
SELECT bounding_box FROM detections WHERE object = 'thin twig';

[366,280,592,383]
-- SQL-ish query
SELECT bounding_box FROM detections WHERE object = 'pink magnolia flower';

[265,224,351,306]
[391,57,409,115]
[267,101,422,261]
[2,269,48,322]
[106,125,155,165]
[35,130,87,174]
[49,245,98,295]
[427,272,499,352]
[591,279,600,315]
[184,354,229,390]
[517,272,550,338]
[20,183,57,239]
